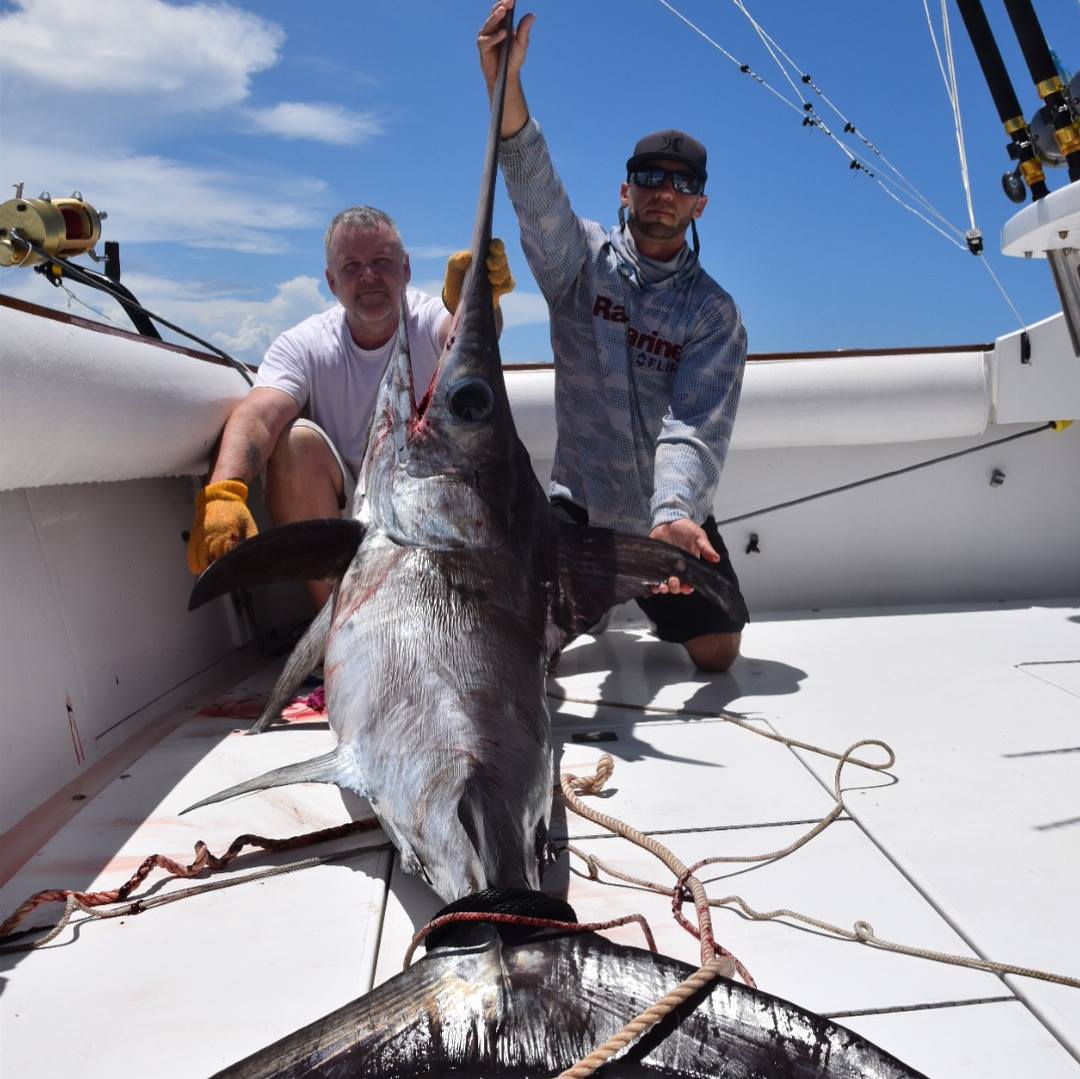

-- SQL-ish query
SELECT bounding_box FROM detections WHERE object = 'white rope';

[873,178,970,251]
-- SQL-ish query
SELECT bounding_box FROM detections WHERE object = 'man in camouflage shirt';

[478,2,749,671]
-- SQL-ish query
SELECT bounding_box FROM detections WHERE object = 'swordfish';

[184,12,747,903]
[185,16,926,1077]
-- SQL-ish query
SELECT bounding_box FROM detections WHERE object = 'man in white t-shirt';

[187,205,513,606]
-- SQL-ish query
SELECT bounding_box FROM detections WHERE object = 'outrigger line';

[715,420,1065,529]
[656,0,1037,335]
[656,0,973,252]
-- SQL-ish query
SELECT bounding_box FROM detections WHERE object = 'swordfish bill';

[184,5,747,902]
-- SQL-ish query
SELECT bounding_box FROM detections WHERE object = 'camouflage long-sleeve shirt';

[499,119,747,534]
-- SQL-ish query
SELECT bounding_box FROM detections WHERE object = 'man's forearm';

[498,73,529,139]
[209,403,281,485]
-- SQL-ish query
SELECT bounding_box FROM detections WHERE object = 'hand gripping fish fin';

[247,599,331,736]
[550,519,750,644]
[178,749,348,816]
[188,519,365,611]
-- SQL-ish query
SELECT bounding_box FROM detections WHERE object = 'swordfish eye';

[447,378,494,423]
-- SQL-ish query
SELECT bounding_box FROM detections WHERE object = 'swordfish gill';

[185,12,926,1077]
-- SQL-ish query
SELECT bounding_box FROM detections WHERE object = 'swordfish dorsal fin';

[550,519,751,645]
[189,519,365,610]
[178,749,348,816]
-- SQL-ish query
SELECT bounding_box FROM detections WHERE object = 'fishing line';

[57,279,120,325]
[728,0,957,229]
[660,0,1035,334]
[712,421,1057,528]
[661,0,968,246]
[8,235,255,387]
[924,0,978,233]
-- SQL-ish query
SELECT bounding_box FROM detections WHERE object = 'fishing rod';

[952,0,1047,202]
[952,0,1080,355]
[0,189,254,386]
[1000,0,1080,183]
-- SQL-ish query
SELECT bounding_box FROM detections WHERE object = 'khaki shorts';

[290,418,358,512]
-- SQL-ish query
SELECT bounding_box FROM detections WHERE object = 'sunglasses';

[629,168,705,196]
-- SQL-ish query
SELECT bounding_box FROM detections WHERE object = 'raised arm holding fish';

[479,0,751,672]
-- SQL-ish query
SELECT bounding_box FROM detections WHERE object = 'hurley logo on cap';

[626,129,708,182]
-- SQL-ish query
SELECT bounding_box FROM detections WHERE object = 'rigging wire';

[658,0,970,248]
[727,0,968,241]
[658,0,1032,331]
[9,234,255,386]
[924,0,978,232]
[713,422,1056,528]
[978,255,1030,330]
[729,0,809,109]
[922,0,1029,332]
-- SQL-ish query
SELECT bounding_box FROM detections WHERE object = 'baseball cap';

[626,130,708,183]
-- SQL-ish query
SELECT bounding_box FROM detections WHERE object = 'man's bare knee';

[266,424,344,522]
[684,631,741,673]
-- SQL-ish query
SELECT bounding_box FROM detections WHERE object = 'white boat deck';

[2,599,1079,1077]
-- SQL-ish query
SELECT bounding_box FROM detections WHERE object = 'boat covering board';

[0,299,248,490]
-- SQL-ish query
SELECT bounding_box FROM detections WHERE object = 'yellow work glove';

[442,238,515,314]
[187,480,258,575]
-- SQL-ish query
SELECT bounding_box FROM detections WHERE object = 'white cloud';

[414,278,550,331]
[210,276,334,355]
[1,270,333,364]
[7,139,329,254]
[408,245,460,261]
[500,290,551,330]
[121,273,334,360]
[246,102,382,145]
[0,0,283,109]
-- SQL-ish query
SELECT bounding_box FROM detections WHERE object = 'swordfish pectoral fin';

[178,749,349,816]
[550,520,750,644]
[188,519,365,611]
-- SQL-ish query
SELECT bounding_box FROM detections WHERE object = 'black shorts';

[550,498,749,644]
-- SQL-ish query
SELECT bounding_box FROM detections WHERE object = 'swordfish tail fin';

[210,890,928,1078]
[179,749,346,816]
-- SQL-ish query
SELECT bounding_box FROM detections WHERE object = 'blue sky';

[1,0,1077,363]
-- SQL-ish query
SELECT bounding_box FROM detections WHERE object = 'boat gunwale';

[1,292,994,370]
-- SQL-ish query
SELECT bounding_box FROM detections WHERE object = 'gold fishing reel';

[0,191,103,268]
